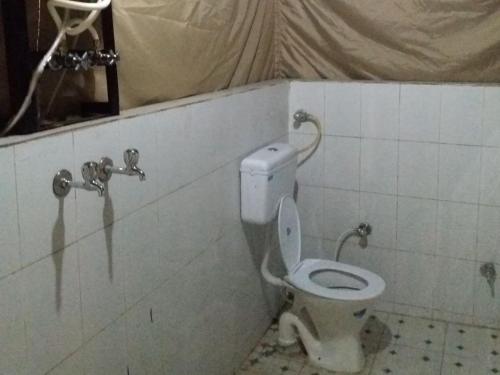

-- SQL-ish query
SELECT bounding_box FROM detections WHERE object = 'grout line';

[297,183,500,209]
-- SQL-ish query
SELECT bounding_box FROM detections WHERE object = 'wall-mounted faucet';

[97,149,146,182]
[53,161,105,198]
[480,262,497,297]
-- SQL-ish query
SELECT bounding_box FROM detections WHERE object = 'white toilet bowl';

[267,195,386,373]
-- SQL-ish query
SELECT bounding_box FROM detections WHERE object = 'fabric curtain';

[2,0,500,119]
[277,0,500,82]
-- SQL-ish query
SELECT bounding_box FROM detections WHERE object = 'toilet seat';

[287,259,385,301]
[278,195,385,301]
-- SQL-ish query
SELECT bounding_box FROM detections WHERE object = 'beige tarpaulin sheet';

[2,0,500,118]
[0,0,276,117]
[278,0,500,82]
[110,0,276,108]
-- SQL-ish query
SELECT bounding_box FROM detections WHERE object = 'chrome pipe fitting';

[293,109,314,129]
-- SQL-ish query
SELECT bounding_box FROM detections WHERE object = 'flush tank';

[240,143,298,224]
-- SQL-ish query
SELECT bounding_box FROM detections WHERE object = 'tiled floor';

[237,311,500,375]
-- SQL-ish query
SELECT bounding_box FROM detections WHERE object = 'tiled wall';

[289,81,500,328]
[0,82,288,375]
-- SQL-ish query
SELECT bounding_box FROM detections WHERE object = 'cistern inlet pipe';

[292,110,322,167]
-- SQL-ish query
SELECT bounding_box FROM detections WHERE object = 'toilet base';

[278,311,366,373]
[306,335,365,373]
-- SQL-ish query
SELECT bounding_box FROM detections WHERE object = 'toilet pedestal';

[278,289,374,373]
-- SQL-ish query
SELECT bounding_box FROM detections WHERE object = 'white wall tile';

[255,83,290,144]
[125,301,163,375]
[325,82,361,136]
[361,83,399,139]
[482,87,500,147]
[296,186,324,238]
[476,205,500,263]
[78,228,125,340]
[46,352,84,375]
[82,318,128,375]
[440,86,483,145]
[22,245,82,375]
[361,139,398,194]
[398,141,438,199]
[436,201,477,260]
[155,107,195,197]
[361,247,396,302]
[432,257,475,315]
[15,133,76,266]
[480,147,500,206]
[0,273,27,375]
[301,235,326,259]
[73,123,121,239]
[158,172,224,272]
[119,205,162,308]
[290,133,324,186]
[397,197,437,255]
[289,81,325,134]
[324,136,360,190]
[189,97,249,179]
[395,251,436,308]
[399,84,441,142]
[323,189,359,240]
[0,147,21,277]
[438,144,481,203]
[360,193,397,249]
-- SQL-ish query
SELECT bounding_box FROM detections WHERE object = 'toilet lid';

[278,195,301,273]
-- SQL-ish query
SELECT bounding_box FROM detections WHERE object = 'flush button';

[268,147,278,152]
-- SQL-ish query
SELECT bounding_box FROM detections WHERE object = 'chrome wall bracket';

[53,169,73,197]
[53,161,106,198]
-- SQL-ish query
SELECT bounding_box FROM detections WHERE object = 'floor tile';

[381,314,446,352]
[371,344,442,375]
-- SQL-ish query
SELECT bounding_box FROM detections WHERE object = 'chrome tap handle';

[123,149,140,169]
[81,161,99,183]
[123,149,146,181]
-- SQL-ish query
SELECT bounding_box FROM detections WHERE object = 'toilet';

[240,143,386,373]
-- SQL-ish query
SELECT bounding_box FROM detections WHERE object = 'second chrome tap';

[97,148,146,182]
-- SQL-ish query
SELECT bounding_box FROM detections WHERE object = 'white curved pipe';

[279,312,320,352]
[334,229,358,261]
[50,0,111,11]
[47,0,110,36]
[261,250,289,288]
